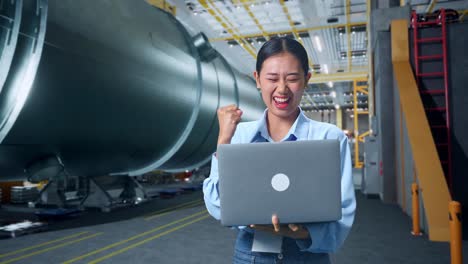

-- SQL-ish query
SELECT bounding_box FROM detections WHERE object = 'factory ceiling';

[169,0,466,111]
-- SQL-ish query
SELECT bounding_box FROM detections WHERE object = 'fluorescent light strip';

[313,35,322,52]
[323,64,329,74]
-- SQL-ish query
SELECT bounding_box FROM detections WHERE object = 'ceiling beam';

[278,0,302,41]
[238,0,270,41]
[209,22,367,42]
[308,72,368,84]
[199,0,258,58]
[425,0,438,13]
[460,10,467,21]
[346,0,352,72]
[330,2,367,8]
[302,92,320,111]
[278,0,318,78]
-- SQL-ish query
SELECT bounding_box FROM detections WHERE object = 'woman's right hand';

[217,104,243,145]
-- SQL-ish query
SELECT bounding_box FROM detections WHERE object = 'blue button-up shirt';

[203,108,356,254]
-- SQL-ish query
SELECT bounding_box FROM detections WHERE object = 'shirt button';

[278,253,283,259]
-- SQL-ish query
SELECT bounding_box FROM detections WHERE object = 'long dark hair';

[256,37,309,76]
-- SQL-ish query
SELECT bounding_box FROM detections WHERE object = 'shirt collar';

[250,107,309,142]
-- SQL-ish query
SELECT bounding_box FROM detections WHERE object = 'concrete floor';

[0,190,237,264]
[0,183,467,264]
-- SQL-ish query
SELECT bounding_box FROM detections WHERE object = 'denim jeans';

[232,247,331,264]
[233,231,331,264]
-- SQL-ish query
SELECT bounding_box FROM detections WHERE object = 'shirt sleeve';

[296,134,356,253]
[203,153,222,220]
[203,128,242,221]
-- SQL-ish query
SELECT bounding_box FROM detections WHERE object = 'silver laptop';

[217,139,342,226]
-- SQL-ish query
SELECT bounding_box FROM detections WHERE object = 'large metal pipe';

[0,0,264,181]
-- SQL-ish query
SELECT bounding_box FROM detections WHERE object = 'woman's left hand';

[249,215,310,240]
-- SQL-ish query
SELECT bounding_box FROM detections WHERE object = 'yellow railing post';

[449,201,462,264]
[411,183,423,236]
[353,79,369,168]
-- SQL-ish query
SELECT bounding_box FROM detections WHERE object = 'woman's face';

[254,52,311,120]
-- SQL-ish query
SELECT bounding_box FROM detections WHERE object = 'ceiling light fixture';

[331,91,336,98]
[313,35,323,52]
[323,64,329,74]
[327,81,333,88]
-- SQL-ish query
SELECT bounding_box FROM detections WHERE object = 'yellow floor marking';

[143,199,203,219]
[62,210,207,264]
[0,231,89,258]
[0,233,102,264]
[88,214,210,264]
[144,200,204,221]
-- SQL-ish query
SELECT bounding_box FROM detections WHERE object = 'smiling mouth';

[274,96,290,103]
[273,96,290,108]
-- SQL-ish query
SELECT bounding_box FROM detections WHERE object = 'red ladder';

[411,9,452,192]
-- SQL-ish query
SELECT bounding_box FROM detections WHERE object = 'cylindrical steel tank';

[0,0,264,181]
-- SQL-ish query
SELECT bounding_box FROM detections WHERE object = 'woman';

[203,37,356,264]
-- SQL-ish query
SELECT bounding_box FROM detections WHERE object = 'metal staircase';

[411,9,452,192]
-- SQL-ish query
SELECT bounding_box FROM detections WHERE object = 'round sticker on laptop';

[271,173,290,192]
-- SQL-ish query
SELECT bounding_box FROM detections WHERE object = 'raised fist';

[217,104,243,145]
